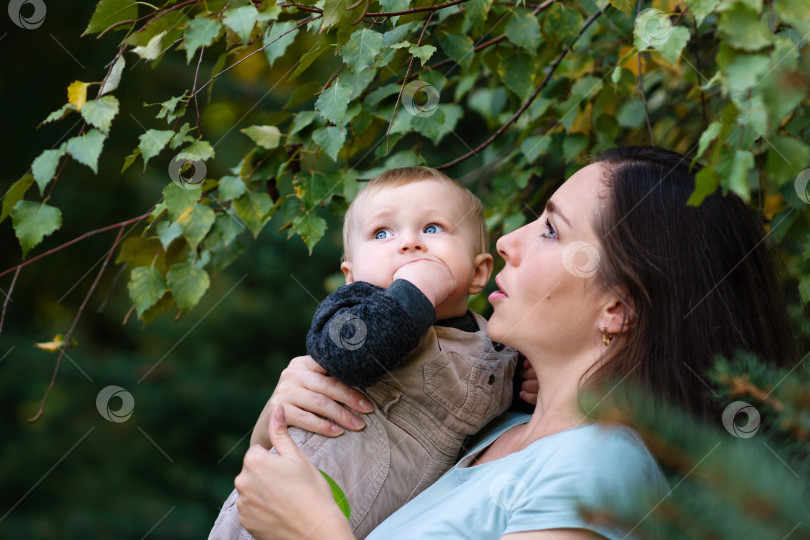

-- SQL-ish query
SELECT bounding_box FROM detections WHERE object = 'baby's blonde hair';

[342,166,488,261]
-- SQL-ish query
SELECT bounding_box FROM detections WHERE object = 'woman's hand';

[518,358,539,405]
[250,355,375,448]
[236,407,355,540]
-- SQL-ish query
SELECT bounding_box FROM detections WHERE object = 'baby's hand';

[393,259,457,308]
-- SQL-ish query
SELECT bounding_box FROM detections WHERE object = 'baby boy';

[210,166,518,539]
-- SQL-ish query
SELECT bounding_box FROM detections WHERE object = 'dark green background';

[1,3,346,537]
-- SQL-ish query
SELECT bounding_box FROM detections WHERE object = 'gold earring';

[602,326,612,347]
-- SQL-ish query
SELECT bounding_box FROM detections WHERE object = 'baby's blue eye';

[374,229,392,240]
[424,224,444,234]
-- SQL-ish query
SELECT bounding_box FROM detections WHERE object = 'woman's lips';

[489,277,508,302]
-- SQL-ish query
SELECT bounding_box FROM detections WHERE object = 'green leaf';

[320,470,350,520]
[542,4,583,46]
[31,143,67,195]
[312,126,346,161]
[264,21,299,67]
[184,17,222,64]
[233,191,273,238]
[240,125,281,149]
[634,9,690,65]
[99,54,125,96]
[41,103,78,125]
[293,212,327,253]
[80,96,119,134]
[290,111,319,136]
[409,45,436,66]
[697,121,722,158]
[11,201,62,258]
[171,122,194,149]
[521,135,551,164]
[127,267,167,317]
[83,0,138,36]
[499,51,534,100]
[157,221,183,249]
[766,135,810,187]
[1,174,35,224]
[223,5,259,46]
[687,165,720,206]
[138,129,174,170]
[155,94,187,123]
[438,33,474,69]
[176,203,216,250]
[177,140,215,161]
[132,30,166,61]
[506,10,541,51]
[66,129,106,174]
[322,0,356,30]
[122,148,140,173]
[726,149,754,200]
[163,182,202,220]
[218,176,246,202]
[290,42,332,81]
[115,237,162,267]
[608,0,634,16]
[724,54,770,93]
[686,0,720,25]
[167,263,210,312]
[717,4,772,51]
[616,99,645,128]
[339,29,385,73]
[315,81,353,127]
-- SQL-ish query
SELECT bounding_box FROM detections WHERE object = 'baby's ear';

[468,253,493,294]
[341,261,355,284]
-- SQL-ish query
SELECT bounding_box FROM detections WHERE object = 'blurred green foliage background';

[0,3,349,537]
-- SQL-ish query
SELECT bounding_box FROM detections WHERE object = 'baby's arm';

[306,280,437,387]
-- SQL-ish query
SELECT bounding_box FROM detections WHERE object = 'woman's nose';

[496,228,520,264]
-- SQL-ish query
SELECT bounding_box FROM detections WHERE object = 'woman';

[233,147,795,539]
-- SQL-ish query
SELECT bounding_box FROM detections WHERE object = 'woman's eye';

[424,224,444,234]
[374,229,392,240]
[541,219,558,239]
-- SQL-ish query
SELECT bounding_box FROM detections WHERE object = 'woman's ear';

[340,261,355,284]
[468,253,494,294]
[601,290,636,336]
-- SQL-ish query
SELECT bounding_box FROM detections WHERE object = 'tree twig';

[193,45,205,137]
[28,225,125,423]
[0,213,151,280]
[367,0,469,17]
[436,7,605,170]
[0,266,20,334]
[387,11,435,153]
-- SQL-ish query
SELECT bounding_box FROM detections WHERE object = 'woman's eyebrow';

[545,200,571,228]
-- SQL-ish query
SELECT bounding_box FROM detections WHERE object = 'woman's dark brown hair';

[585,146,796,422]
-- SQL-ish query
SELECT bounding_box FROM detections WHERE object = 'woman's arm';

[237,407,356,540]
[249,355,374,448]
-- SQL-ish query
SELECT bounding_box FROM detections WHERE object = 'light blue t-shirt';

[366,412,668,539]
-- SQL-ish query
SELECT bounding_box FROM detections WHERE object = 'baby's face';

[342,179,481,294]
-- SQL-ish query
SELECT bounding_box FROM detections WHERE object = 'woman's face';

[488,163,611,359]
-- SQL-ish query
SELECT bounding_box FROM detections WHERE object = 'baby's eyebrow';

[545,200,571,228]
